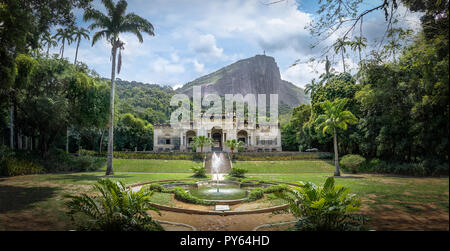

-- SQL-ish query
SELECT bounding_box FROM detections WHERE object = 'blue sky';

[54,0,422,89]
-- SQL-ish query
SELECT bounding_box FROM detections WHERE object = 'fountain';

[155,152,271,204]
[212,152,220,192]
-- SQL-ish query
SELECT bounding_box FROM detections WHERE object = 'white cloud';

[192,59,205,73]
[151,57,185,74]
[189,34,223,59]
[173,84,183,90]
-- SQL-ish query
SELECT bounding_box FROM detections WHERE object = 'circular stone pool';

[188,183,249,201]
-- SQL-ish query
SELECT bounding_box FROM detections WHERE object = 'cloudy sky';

[55,0,422,89]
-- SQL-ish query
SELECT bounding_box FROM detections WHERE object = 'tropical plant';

[191,136,213,153]
[315,98,358,176]
[276,177,365,231]
[191,166,207,178]
[65,179,163,231]
[229,167,248,178]
[304,79,319,95]
[72,27,90,64]
[83,0,155,175]
[333,38,350,73]
[225,139,244,154]
[41,32,58,57]
[54,27,75,58]
[350,36,367,64]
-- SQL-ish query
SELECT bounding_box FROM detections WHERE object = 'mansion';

[153,115,281,153]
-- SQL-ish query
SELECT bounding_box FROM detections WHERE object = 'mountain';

[177,55,310,107]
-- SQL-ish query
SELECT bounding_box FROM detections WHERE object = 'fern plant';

[65,179,163,231]
[276,177,366,231]
[191,166,207,178]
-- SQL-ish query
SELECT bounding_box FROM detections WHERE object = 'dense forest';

[281,0,448,175]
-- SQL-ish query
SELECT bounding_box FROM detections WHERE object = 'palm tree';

[54,27,75,58]
[225,139,244,154]
[304,79,319,95]
[73,27,90,64]
[333,38,350,73]
[192,136,213,153]
[350,36,367,64]
[83,0,155,175]
[318,56,333,85]
[41,32,58,57]
[315,99,358,176]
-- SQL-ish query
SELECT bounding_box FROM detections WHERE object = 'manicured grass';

[98,159,203,173]
[233,160,335,173]
[0,163,448,230]
[246,173,449,212]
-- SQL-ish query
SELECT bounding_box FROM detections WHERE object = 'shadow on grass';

[0,185,59,213]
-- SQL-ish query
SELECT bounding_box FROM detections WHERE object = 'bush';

[69,156,106,172]
[276,177,365,231]
[148,183,166,193]
[0,157,44,176]
[317,152,333,159]
[340,154,366,173]
[172,187,215,205]
[229,167,248,178]
[65,179,163,231]
[262,184,289,194]
[362,159,447,177]
[191,166,207,178]
[247,188,264,202]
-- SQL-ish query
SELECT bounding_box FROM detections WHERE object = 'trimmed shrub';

[263,184,289,193]
[340,154,366,173]
[172,187,215,205]
[148,183,166,193]
[247,188,264,202]
[229,167,248,178]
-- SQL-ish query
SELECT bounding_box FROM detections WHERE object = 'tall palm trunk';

[358,48,362,64]
[106,43,118,175]
[341,50,346,73]
[9,95,14,149]
[74,37,80,64]
[333,132,340,176]
[61,38,65,58]
[99,129,104,153]
[66,128,69,152]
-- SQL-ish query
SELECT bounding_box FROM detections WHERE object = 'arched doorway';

[237,130,248,145]
[211,127,223,151]
[186,130,196,151]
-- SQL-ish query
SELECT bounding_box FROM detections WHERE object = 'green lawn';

[0,160,448,230]
[98,159,203,173]
[247,173,449,212]
[233,160,335,173]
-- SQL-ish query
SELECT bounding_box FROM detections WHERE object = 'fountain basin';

[160,180,272,204]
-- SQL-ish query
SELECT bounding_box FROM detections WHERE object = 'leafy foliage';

[191,136,213,153]
[276,177,365,231]
[172,187,215,205]
[191,166,207,178]
[340,154,366,173]
[228,167,248,178]
[65,179,163,231]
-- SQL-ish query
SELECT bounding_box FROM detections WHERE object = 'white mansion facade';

[153,115,281,153]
